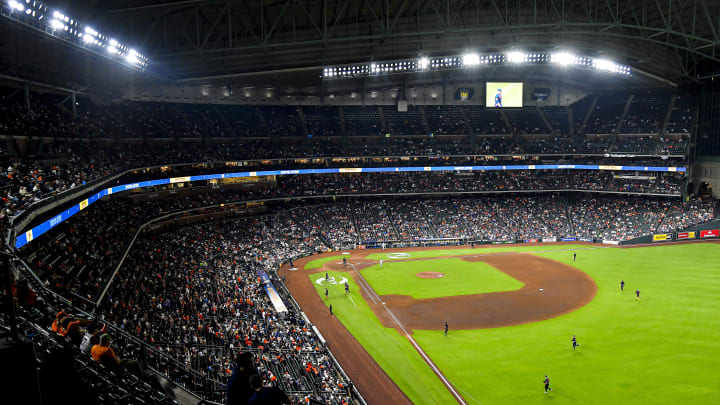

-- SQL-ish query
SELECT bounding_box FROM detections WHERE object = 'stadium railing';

[9,253,230,402]
[56,204,367,404]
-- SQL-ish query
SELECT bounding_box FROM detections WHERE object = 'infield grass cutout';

[361,258,525,299]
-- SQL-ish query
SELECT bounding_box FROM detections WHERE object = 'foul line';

[348,295,358,307]
[350,264,469,405]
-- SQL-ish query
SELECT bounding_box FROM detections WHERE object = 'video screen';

[486,82,523,107]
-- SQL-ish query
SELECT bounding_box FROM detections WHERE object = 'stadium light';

[506,51,525,63]
[594,59,614,71]
[462,53,480,66]
[418,57,429,70]
[8,1,24,12]
[50,18,63,30]
[322,50,630,79]
[126,49,139,64]
[551,52,575,66]
[1,5,150,71]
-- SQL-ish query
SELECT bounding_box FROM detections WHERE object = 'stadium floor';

[280,241,720,404]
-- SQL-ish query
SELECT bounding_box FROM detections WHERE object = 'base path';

[281,243,600,404]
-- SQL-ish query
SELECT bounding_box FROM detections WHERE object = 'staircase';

[459,106,475,135]
[378,106,388,133]
[660,94,677,137]
[418,203,440,238]
[296,106,310,135]
[418,106,431,133]
[338,106,347,137]
[614,94,634,134]
[212,105,238,137]
[578,95,599,136]
[255,107,270,135]
[535,104,555,134]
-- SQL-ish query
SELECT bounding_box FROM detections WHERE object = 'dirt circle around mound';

[416,271,445,279]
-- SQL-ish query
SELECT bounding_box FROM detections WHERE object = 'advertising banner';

[12,163,688,249]
[561,237,576,241]
[700,229,719,238]
[602,240,620,245]
[526,239,539,243]
[676,231,696,240]
[531,88,552,101]
[542,237,557,242]
[454,87,474,101]
[652,234,670,242]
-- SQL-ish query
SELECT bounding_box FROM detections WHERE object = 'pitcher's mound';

[417,272,445,279]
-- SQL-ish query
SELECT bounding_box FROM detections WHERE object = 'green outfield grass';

[365,244,588,261]
[360,258,524,299]
[411,243,720,404]
[304,254,347,269]
[308,271,456,405]
[310,243,720,405]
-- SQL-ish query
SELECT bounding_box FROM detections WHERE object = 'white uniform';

[380,260,383,267]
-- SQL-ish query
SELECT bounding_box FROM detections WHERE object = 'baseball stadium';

[0,1,719,405]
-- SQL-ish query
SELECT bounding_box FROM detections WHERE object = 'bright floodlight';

[506,51,525,63]
[418,57,429,70]
[50,19,64,30]
[462,53,480,66]
[126,49,139,64]
[9,0,24,11]
[594,59,615,71]
[107,46,118,54]
[551,52,575,66]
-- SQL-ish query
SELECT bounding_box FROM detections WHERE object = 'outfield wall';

[621,219,720,245]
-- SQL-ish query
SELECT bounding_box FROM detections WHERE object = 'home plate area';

[416,272,445,279]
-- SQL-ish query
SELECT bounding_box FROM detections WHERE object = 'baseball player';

[325,288,329,299]
[635,289,640,302]
[620,280,625,291]
[344,282,349,295]
[325,271,329,282]
[444,322,449,336]
[380,259,384,268]
[572,335,580,350]
[343,257,347,266]
[329,304,333,315]
[573,252,576,262]
[543,375,552,393]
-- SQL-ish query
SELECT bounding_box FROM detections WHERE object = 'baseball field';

[281,242,720,405]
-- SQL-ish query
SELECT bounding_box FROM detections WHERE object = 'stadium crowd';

[23,192,715,305]
[99,220,352,404]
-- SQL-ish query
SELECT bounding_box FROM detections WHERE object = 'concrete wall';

[123,81,589,107]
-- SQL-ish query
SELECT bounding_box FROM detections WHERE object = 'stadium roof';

[2,0,720,93]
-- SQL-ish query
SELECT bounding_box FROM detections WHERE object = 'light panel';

[2,1,150,71]
[322,50,631,79]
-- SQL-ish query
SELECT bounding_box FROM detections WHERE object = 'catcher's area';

[280,245,598,405]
